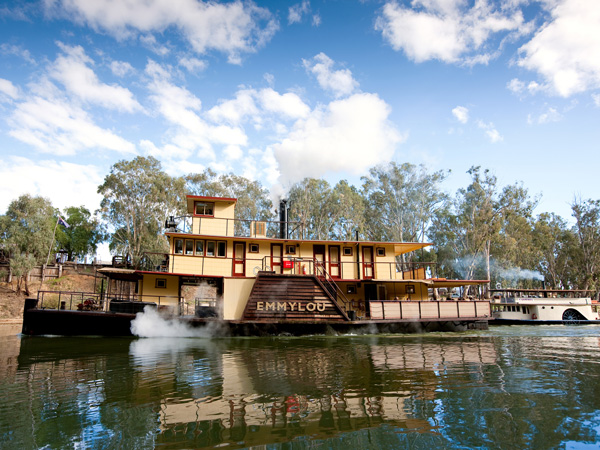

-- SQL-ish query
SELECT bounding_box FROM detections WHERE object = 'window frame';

[155,278,167,289]
[343,247,353,256]
[217,241,227,258]
[194,201,215,217]
[206,241,216,257]
[185,239,194,255]
[286,245,296,255]
[249,243,259,253]
[376,247,386,257]
[174,239,184,255]
[195,240,204,256]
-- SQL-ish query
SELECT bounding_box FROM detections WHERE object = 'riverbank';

[0,272,96,320]
[0,320,22,337]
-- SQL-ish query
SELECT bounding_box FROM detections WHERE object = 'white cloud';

[257,88,310,119]
[0,43,36,64]
[0,78,19,100]
[375,0,525,64]
[477,120,503,143]
[47,0,279,64]
[272,93,404,185]
[110,60,135,77]
[0,156,104,214]
[507,78,525,94]
[207,87,309,125]
[517,0,600,97]
[178,56,207,73]
[452,105,469,123]
[139,34,170,56]
[289,1,310,24]
[312,13,321,27]
[593,93,600,107]
[527,106,563,124]
[6,74,137,156]
[303,53,358,98]
[144,60,248,161]
[50,43,142,113]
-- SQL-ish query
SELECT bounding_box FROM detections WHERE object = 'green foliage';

[56,206,106,261]
[0,194,57,263]
[98,156,185,268]
[362,162,448,244]
[287,178,334,240]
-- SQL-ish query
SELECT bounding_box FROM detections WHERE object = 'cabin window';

[376,247,386,257]
[206,241,215,257]
[217,241,227,257]
[155,278,167,288]
[286,245,296,254]
[343,247,353,256]
[347,284,357,294]
[195,240,204,256]
[194,201,214,216]
[249,243,259,253]
[185,240,194,255]
[174,239,183,254]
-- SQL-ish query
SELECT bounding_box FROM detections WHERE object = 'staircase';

[242,272,349,321]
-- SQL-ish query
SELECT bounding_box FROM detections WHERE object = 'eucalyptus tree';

[532,213,577,289]
[328,180,367,240]
[362,163,448,244]
[56,206,106,262]
[430,167,537,291]
[287,178,333,240]
[0,194,57,293]
[570,198,600,291]
[98,156,185,268]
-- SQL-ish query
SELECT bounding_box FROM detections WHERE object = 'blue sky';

[1,0,599,229]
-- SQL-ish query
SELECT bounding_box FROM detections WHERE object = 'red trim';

[186,194,237,203]
[233,241,246,277]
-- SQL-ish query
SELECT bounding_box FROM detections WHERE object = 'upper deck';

[156,195,433,282]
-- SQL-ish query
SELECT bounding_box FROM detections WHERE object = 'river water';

[1,325,600,449]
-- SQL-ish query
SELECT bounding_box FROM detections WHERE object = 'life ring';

[532,313,537,320]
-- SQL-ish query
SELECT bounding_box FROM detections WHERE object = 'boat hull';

[21,308,489,337]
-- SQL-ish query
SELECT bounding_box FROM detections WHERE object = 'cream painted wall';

[223,278,255,320]
[140,274,180,306]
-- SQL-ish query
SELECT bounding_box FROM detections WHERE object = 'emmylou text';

[256,301,326,312]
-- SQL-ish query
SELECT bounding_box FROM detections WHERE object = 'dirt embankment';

[0,272,97,319]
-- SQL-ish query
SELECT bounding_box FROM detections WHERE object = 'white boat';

[490,289,600,324]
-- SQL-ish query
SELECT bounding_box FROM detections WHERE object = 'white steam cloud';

[130,306,227,337]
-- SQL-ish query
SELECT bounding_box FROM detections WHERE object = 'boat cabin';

[126,195,488,322]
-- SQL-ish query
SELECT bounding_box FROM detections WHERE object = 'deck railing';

[370,300,491,321]
[151,251,436,281]
[36,290,185,314]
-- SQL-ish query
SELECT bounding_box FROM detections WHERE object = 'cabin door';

[313,245,326,276]
[364,283,377,318]
[271,243,283,274]
[362,246,374,279]
[329,245,341,279]
[233,242,246,277]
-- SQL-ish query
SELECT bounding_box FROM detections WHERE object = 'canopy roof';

[429,278,489,288]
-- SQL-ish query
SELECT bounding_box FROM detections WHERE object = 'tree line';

[1,156,599,295]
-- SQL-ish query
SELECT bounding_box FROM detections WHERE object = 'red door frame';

[313,244,326,276]
[233,241,246,277]
[271,243,283,274]
[362,246,374,279]
[328,245,341,279]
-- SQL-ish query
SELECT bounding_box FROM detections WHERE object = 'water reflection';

[1,328,600,449]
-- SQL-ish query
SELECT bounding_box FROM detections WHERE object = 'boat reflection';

[126,337,499,447]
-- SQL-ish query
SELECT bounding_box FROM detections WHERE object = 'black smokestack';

[279,199,288,239]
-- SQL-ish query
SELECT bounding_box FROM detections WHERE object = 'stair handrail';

[313,259,352,314]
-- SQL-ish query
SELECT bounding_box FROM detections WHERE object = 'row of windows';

[174,239,227,257]
[174,239,387,258]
